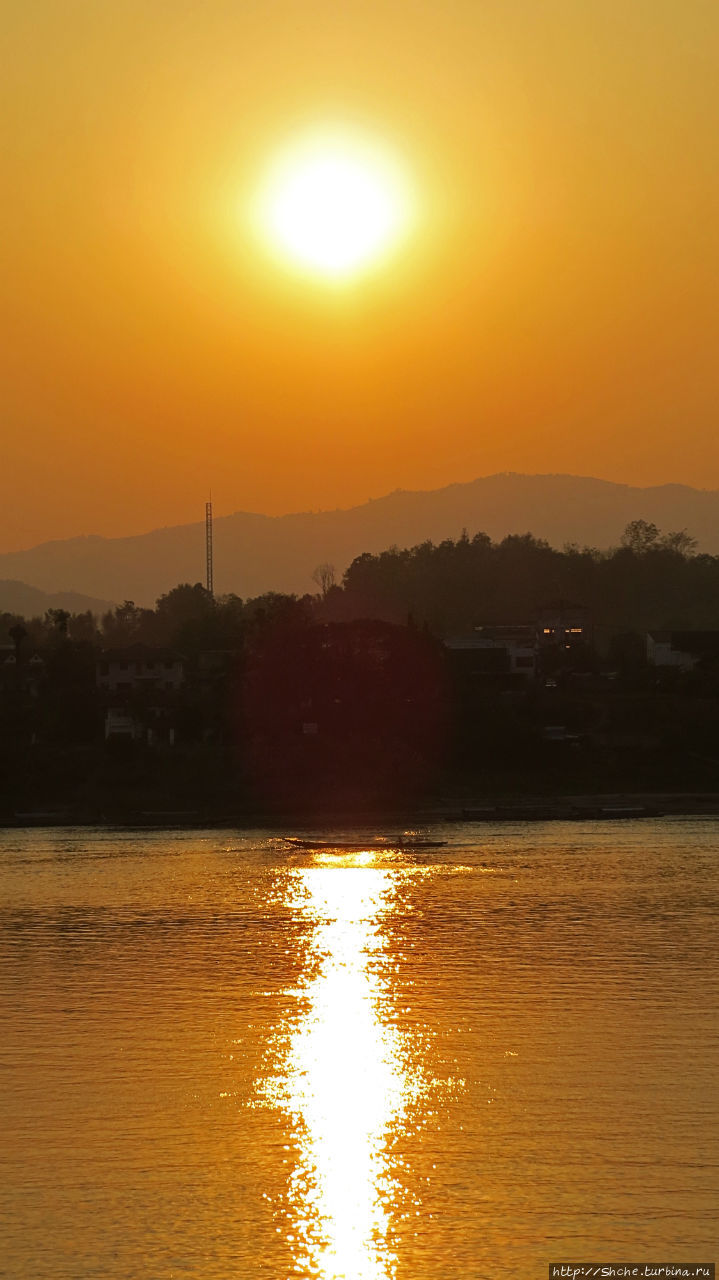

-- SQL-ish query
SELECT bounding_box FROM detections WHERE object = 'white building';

[96,646,184,693]
[646,631,719,671]
[445,626,536,679]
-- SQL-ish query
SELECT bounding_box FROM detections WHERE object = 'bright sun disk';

[254,129,413,281]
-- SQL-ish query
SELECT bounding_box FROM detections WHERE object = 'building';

[445,625,537,681]
[102,706,177,745]
[446,604,594,686]
[536,601,591,649]
[96,645,185,743]
[646,631,719,671]
[96,646,185,693]
[0,647,45,695]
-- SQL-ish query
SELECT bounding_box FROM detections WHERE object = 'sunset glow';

[3,2,719,1275]
[2,1,718,547]
[254,129,413,280]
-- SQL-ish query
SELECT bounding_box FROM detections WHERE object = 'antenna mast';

[205,499,214,597]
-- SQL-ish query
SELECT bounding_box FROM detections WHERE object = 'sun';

[253,127,414,282]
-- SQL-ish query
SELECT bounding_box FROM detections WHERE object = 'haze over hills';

[2,473,719,610]
[0,581,116,620]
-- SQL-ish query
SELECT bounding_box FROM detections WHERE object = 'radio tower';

[205,499,214,598]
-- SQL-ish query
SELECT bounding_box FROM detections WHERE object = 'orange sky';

[3,0,718,551]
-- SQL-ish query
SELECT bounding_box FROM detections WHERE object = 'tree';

[312,563,336,598]
[620,519,660,553]
[154,583,214,643]
[9,622,27,662]
[68,610,99,643]
[101,600,149,646]
[660,529,697,556]
[45,608,70,638]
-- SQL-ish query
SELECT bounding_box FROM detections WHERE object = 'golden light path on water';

[262,852,420,1280]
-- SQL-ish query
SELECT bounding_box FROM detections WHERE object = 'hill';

[0,580,116,619]
[1,473,718,607]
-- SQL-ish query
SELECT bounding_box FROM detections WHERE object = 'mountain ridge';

[0,580,116,619]
[2,473,718,608]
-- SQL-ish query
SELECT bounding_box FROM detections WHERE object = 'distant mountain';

[1,473,718,608]
[0,580,116,619]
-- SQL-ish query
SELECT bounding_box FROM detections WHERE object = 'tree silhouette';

[620,520,660,553]
[9,622,27,663]
[660,529,697,555]
[45,608,70,638]
[312,563,336,597]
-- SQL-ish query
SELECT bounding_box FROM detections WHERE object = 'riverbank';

[4,790,719,827]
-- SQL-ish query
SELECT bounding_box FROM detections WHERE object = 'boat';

[283,835,447,852]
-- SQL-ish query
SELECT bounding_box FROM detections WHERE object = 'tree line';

[2,520,718,660]
[2,520,719,815]
[334,520,719,638]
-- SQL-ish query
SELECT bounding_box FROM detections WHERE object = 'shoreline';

[4,791,719,828]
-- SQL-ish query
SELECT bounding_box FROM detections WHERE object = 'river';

[1,821,717,1278]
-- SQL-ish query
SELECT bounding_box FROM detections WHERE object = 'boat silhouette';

[284,835,447,852]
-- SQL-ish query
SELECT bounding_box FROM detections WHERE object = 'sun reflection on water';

[267,858,408,1280]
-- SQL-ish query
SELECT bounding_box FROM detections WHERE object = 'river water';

[1,821,717,1279]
